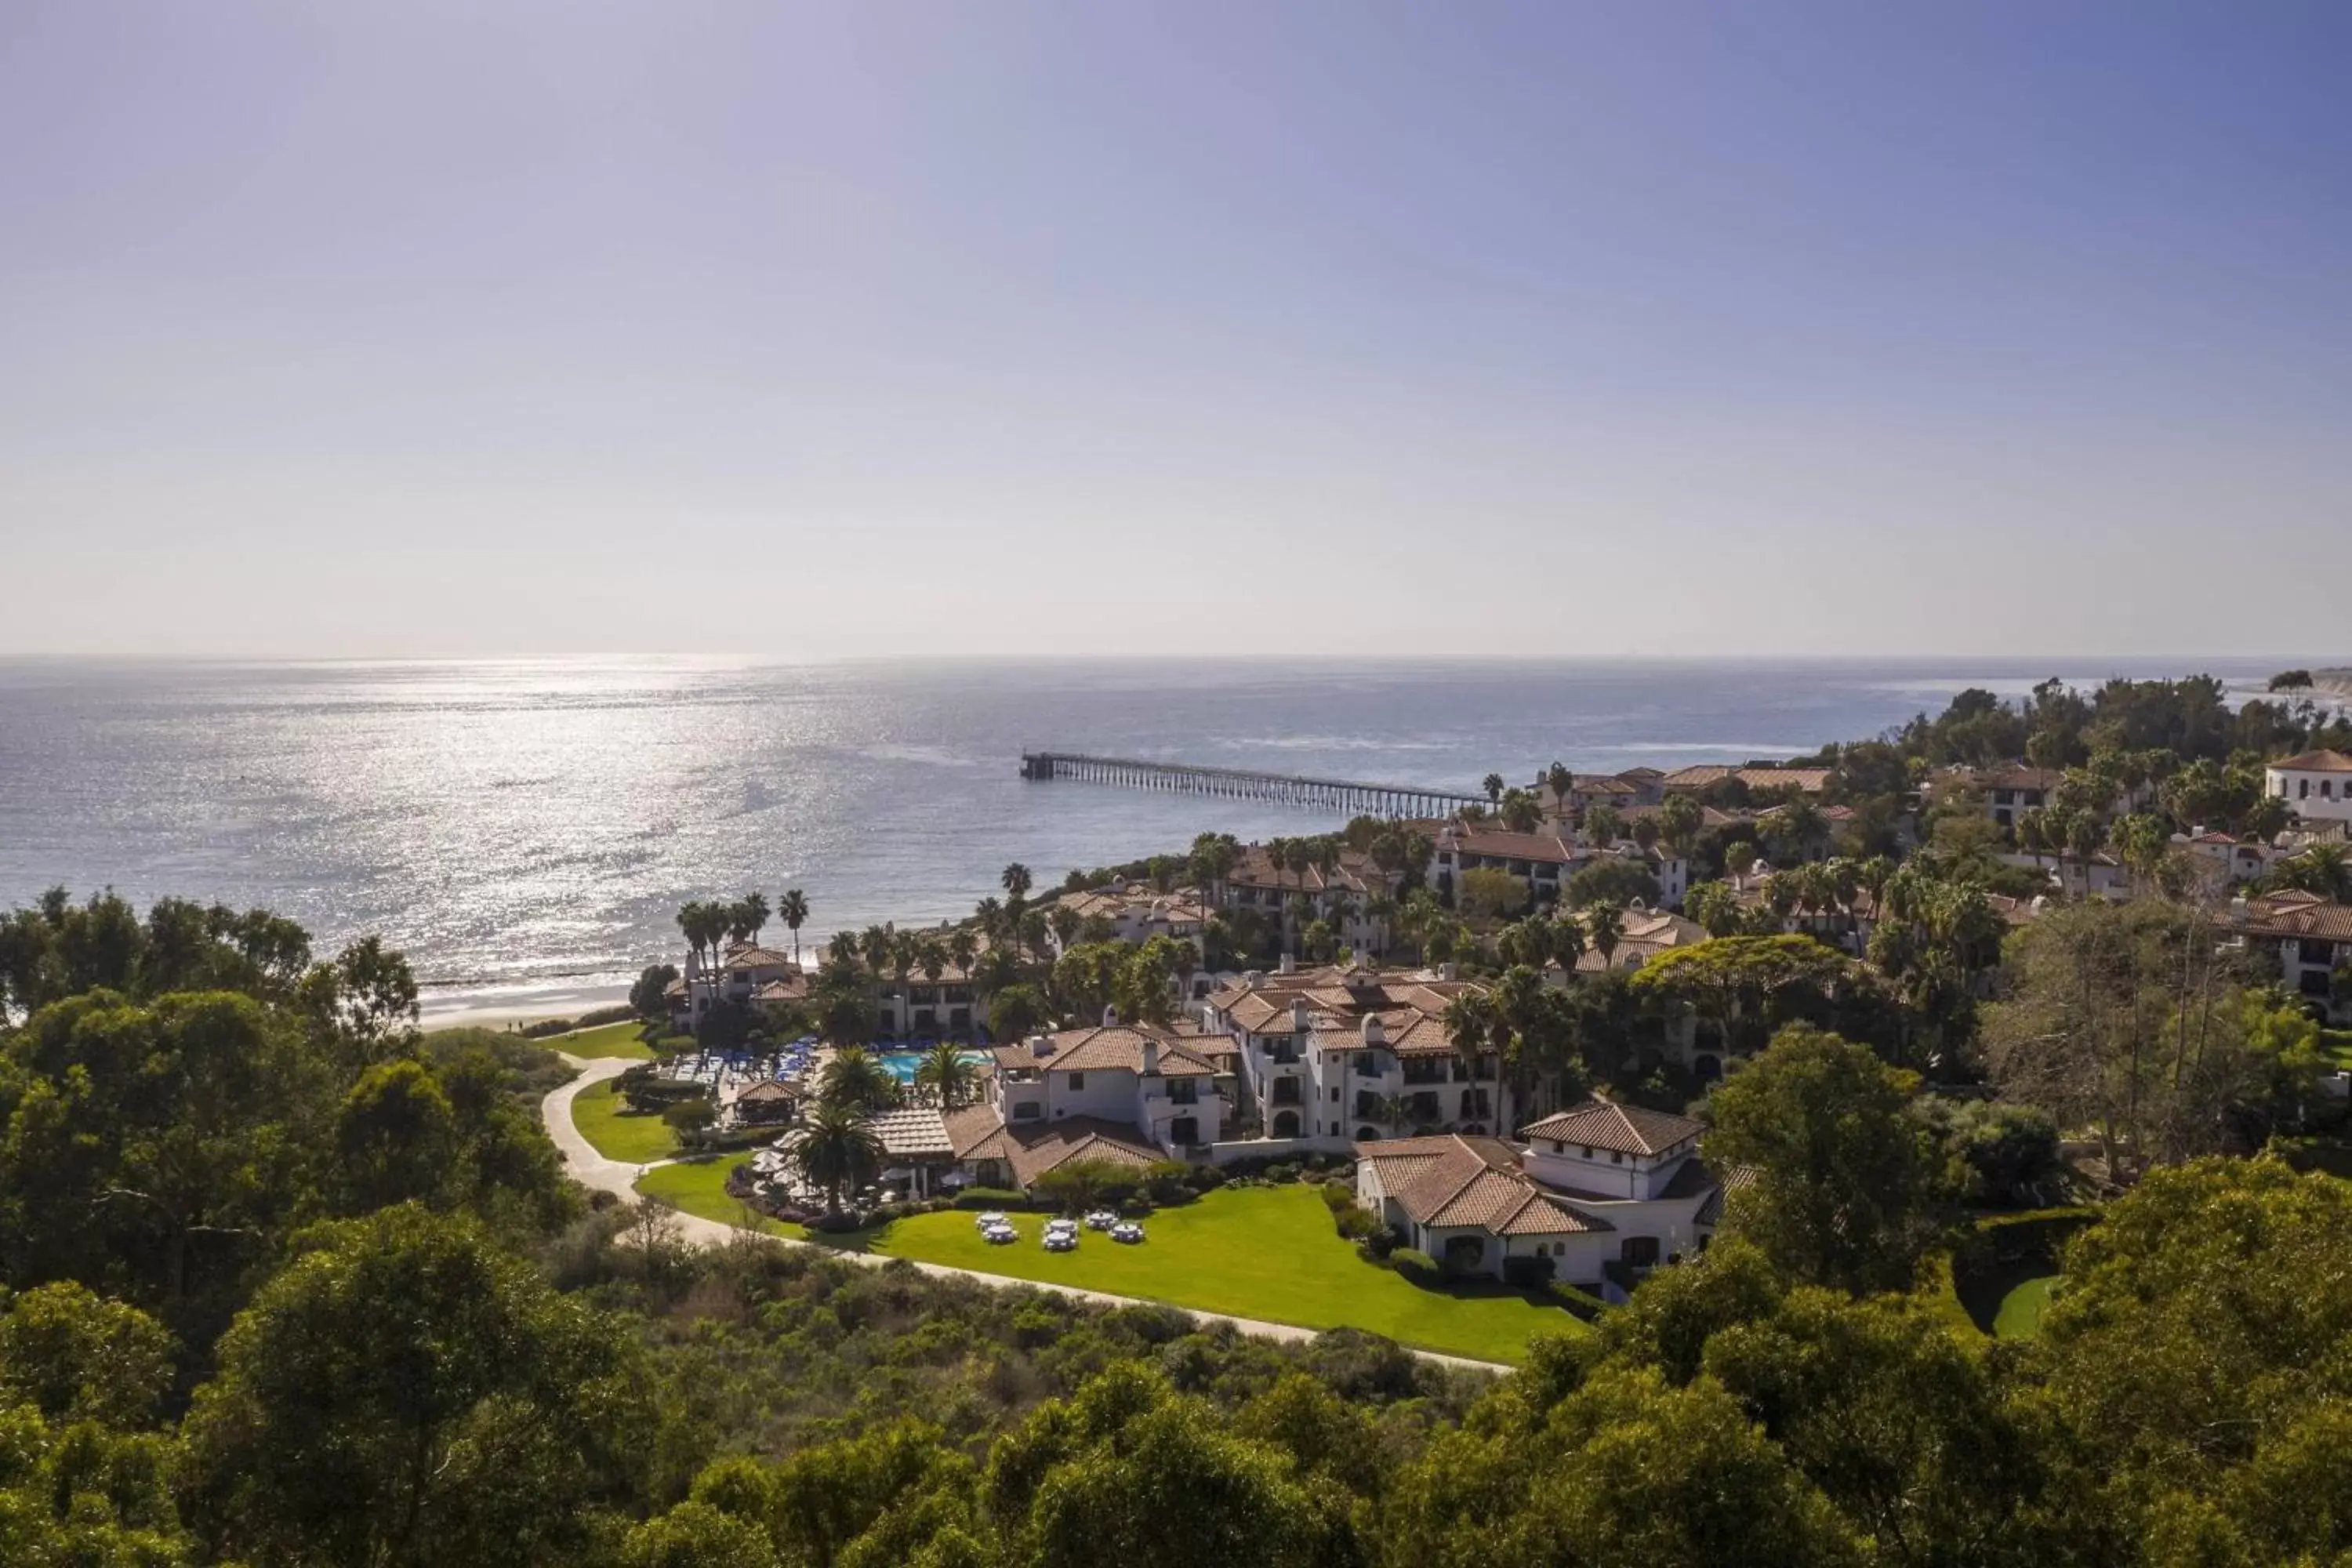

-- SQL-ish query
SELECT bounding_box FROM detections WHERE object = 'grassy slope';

[1992,1272,2058,1339]
[869,1184,1577,1364]
[635,1156,797,1236]
[550,1019,658,1059]
[572,1079,679,1163]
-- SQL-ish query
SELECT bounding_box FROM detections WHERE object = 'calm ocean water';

[0,656,2284,1019]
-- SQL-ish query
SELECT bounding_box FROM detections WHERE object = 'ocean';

[0,655,2288,1021]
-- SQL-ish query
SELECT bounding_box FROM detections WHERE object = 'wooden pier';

[1019,751,1482,818]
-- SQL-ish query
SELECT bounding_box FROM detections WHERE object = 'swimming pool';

[876,1049,989,1083]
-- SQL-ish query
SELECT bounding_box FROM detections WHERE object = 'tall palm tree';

[1546,761,1573,813]
[819,1045,899,1114]
[1001,862,1033,907]
[1048,906,1081,953]
[826,930,860,972]
[859,924,894,978]
[739,891,771,945]
[790,1102,884,1216]
[914,1040,976,1108]
[947,927,978,975]
[1588,902,1625,969]
[1483,772,1506,805]
[974,896,1005,943]
[917,934,948,988]
[778,889,810,964]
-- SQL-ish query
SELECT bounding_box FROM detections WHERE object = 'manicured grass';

[632,1156,880,1249]
[868,1185,1578,1364]
[634,1156,798,1236]
[572,1079,678,1163]
[550,1019,658,1060]
[1993,1272,2059,1340]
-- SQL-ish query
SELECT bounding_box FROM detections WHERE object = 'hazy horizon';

[5,2,2347,660]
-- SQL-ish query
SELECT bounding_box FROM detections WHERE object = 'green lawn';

[869,1185,1578,1364]
[572,1079,678,1163]
[635,1156,799,1236]
[550,1019,658,1059]
[1993,1272,2059,1340]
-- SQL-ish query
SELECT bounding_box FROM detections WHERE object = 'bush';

[517,1017,576,1039]
[1391,1248,1440,1287]
[1354,1227,1399,1262]
[1263,1162,1298,1185]
[1501,1254,1557,1288]
[576,1003,637,1028]
[1545,1280,1610,1321]
[1142,1162,1193,1206]
[1334,1206,1384,1243]
[1320,1179,1354,1213]
[952,1188,1029,1211]
[662,1099,718,1132]
[1183,1163,1227,1192]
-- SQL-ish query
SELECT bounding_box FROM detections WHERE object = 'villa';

[2227,890,2352,1021]
[1217,844,1398,956]
[2267,750,2352,824]
[1355,1100,1741,1300]
[1428,823,1690,911]
[931,1021,1237,1189]
[1661,764,1831,797]
[1204,961,1508,1145]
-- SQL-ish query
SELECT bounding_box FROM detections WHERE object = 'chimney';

[1029,1033,1053,1058]
[1360,1014,1386,1047]
[1278,953,1295,975]
[1439,962,1457,982]
[2229,894,2249,924]
[1291,1000,1312,1035]
[1102,1004,1119,1027]
[1243,969,1263,986]
[1141,1037,1161,1076]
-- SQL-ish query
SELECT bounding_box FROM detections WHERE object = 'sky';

[1,2,2346,660]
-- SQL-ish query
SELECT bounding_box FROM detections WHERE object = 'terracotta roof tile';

[1521,1101,1705,1157]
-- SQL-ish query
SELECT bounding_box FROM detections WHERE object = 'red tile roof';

[1521,1101,1705,1157]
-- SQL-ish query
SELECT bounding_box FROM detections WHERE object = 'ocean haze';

[0,655,2295,1020]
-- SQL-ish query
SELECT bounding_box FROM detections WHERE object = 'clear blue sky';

[2,2,2345,659]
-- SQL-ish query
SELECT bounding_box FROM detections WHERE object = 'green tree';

[630,963,680,1021]
[177,1203,649,1566]
[789,1103,885,1217]
[1703,1025,1947,1293]
[1458,867,1530,921]
[988,983,1048,1043]
[1565,857,1660,910]
[332,1058,459,1214]
[777,888,811,964]
[818,1047,898,1115]
[0,1281,175,1430]
[914,1041,976,1108]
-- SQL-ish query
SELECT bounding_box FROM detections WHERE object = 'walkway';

[541,1055,1512,1375]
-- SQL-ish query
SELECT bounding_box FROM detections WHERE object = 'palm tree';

[914,1040,976,1108]
[819,1045,899,1114]
[790,1102,884,1216]
[1546,761,1573,813]
[1001,862,1033,907]
[947,927,978,976]
[778,889,810,964]
[1018,907,1049,963]
[1483,772,1506,805]
[1442,992,1501,1125]
[1048,906,1081,953]
[974,896,1005,943]
[1170,942,1200,1007]
[917,934,948,988]
[859,924,894,978]
[739,891,771,945]
[826,930,860,972]
[1587,901,1625,968]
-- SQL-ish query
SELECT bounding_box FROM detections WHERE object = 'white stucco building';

[2267,750,2352,824]
[1354,1102,1742,1300]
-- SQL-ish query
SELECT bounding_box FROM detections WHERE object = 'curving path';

[541,1054,1512,1375]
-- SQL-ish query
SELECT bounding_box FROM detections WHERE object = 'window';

[1012,1101,1042,1121]
[1621,1236,1661,1267]
[1330,1086,1340,1102]
[1611,1150,1623,1163]
[2301,779,2311,798]
[1066,1072,1084,1091]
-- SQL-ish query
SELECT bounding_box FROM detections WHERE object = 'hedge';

[952,1188,1030,1211]
[1501,1254,1556,1289]
[1391,1249,1440,1287]
[1545,1280,1611,1321]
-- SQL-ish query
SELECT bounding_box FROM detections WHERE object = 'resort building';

[2267,750,2352,824]
[2169,828,2274,884]
[1428,824,1689,912]
[1203,962,1508,1145]
[1354,1101,1741,1300]
[1217,844,1398,956]
[1048,882,1213,954]
[2227,890,2352,1021]
[935,1022,1236,1185]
